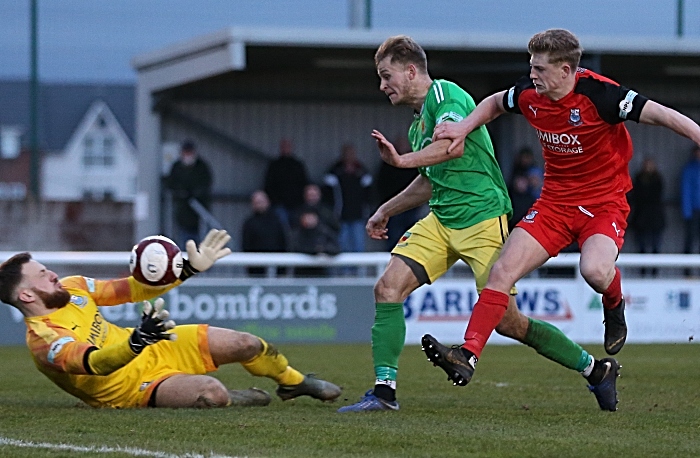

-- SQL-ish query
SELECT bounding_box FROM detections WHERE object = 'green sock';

[372,302,406,382]
[523,318,591,371]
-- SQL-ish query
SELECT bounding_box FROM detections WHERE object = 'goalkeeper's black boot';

[603,297,627,355]
[276,374,342,402]
[421,334,476,386]
[587,358,621,412]
[228,388,271,407]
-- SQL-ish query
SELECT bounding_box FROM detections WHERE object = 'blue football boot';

[588,357,621,411]
[337,390,399,412]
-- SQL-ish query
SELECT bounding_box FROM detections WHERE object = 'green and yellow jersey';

[409,79,511,229]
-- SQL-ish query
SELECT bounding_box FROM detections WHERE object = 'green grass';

[1,343,699,457]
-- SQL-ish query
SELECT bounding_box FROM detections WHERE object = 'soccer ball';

[129,235,183,286]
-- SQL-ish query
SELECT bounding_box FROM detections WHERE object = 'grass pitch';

[0,342,699,457]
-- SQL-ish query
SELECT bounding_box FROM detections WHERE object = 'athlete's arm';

[639,100,700,146]
[31,300,175,376]
[367,175,431,240]
[372,129,459,168]
[433,90,508,153]
[29,326,133,376]
[67,230,231,307]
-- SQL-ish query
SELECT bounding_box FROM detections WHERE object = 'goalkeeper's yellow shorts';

[391,212,517,294]
[90,324,217,408]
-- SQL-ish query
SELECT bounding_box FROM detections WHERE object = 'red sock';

[602,267,622,310]
[463,288,509,357]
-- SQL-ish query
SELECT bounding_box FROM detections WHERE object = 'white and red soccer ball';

[129,235,183,286]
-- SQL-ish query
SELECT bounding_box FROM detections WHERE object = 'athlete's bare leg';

[579,234,619,292]
[154,374,230,408]
[153,328,277,408]
[374,255,422,302]
[208,326,263,366]
[485,227,551,293]
[495,296,529,341]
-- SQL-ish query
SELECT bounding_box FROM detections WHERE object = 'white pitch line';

[0,436,240,458]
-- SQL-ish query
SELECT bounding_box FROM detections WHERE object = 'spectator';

[264,139,309,229]
[164,140,213,248]
[375,136,420,250]
[508,174,537,232]
[681,146,700,257]
[292,184,339,237]
[629,157,665,277]
[323,143,373,253]
[510,147,544,199]
[527,166,545,199]
[241,190,287,277]
[289,209,340,278]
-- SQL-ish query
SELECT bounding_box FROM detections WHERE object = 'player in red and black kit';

[424,28,700,410]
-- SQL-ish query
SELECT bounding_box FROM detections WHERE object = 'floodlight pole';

[29,0,40,200]
[677,0,684,37]
[364,0,371,28]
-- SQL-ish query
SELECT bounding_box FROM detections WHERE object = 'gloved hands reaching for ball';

[128,298,176,354]
[180,229,232,280]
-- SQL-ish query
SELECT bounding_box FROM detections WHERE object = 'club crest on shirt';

[70,295,87,308]
[522,210,538,223]
[397,231,412,247]
[568,108,583,126]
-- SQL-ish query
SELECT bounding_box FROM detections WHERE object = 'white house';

[42,100,138,202]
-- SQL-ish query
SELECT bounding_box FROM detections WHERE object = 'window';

[83,116,116,167]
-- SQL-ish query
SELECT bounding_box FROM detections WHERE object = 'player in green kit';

[338,35,619,413]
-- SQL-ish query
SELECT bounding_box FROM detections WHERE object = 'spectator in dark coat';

[629,157,666,276]
[165,140,213,248]
[323,143,373,253]
[508,174,537,232]
[264,139,310,229]
[289,209,340,278]
[629,158,666,253]
[241,190,287,277]
[292,184,339,236]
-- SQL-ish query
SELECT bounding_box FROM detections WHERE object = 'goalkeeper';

[0,229,341,408]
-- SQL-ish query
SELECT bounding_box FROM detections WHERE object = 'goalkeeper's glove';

[128,298,176,354]
[179,229,232,281]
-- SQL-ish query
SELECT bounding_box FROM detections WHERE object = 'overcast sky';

[2,0,699,83]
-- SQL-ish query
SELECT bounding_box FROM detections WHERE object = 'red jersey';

[503,68,649,205]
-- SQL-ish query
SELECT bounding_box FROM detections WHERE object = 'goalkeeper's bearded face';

[32,287,71,310]
[20,260,71,309]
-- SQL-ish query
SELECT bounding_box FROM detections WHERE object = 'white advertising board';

[404,278,700,345]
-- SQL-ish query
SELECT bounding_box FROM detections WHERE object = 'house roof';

[0,80,134,152]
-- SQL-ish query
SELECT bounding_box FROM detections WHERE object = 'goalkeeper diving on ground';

[0,229,341,408]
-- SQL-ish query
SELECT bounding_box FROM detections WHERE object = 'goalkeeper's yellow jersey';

[24,275,181,408]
